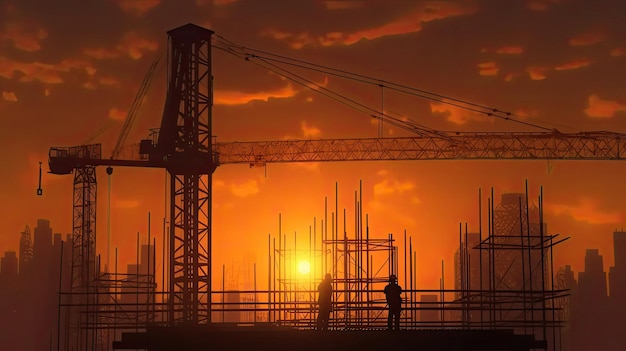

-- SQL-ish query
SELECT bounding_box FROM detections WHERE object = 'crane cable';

[214,35,554,133]
[213,38,447,139]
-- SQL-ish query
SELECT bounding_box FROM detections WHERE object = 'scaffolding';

[54,181,568,351]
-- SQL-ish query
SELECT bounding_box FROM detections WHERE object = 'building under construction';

[45,23,626,351]
[50,182,567,351]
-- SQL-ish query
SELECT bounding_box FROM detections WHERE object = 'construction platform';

[113,324,546,351]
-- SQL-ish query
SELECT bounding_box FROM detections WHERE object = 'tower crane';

[48,23,626,330]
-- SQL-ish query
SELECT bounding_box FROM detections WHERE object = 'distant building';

[609,231,626,300]
[419,294,440,324]
[223,291,241,323]
[1,251,18,279]
[18,226,33,276]
[572,249,609,351]
[33,219,53,267]
[454,232,489,323]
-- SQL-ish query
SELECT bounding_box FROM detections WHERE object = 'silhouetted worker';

[384,274,402,331]
[317,273,333,331]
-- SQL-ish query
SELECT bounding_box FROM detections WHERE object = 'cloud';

[584,95,626,118]
[495,46,524,55]
[0,20,48,52]
[263,1,474,48]
[114,0,160,16]
[569,32,605,46]
[109,107,127,121]
[324,1,363,10]
[610,48,625,57]
[229,179,259,198]
[525,66,549,80]
[554,58,591,71]
[301,121,321,138]
[0,57,96,84]
[477,61,499,76]
[515,108,539,119]
[504,72,519,82]
[1,91,18,102]
[430,101,488,125]
[373,178,415,196]
[548,199,622,224]
[83,32,159,60]
[214,82,298,105]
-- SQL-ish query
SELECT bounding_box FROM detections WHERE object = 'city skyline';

[1,0,626,292]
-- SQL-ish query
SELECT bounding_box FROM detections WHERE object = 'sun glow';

[297,260,311,275]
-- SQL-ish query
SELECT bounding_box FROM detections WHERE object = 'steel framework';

[155,25,215,324]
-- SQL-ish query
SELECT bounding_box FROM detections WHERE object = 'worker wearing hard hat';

[384,274,403,331]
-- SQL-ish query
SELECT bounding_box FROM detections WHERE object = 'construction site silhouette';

[2,23,625,351]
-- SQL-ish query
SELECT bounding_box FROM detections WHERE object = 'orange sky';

[1,0,626,291]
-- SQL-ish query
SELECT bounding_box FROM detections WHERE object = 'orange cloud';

[264,2,474,48]
[610,47,625,57]
[504,72,519,82]
[114,0,160,15]
[214,83,297,105]
[338,2,475,46]
[301,121,321,138]
[109,107,127,121]
[515,108,539,119]
[525,66,549,80]
[84,32,158,60]
[325,1,363,10]
[554,58,591,71]
[2,91,18,102]
[569,32,605,46]
[584,95,626,118]
[477,61,499,76]
[0,20,48,52]
[229,179,259,198]
[526,0,565,11]
[0,57,96,84]
[430,101,488,125]
[548,199,622,224]
[373,179,415,196]
[495,46,524,54]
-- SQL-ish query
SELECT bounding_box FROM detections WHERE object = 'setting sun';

[297,260,311,275]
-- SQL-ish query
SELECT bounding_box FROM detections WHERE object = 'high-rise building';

[573,249,609,351]
[19,225,33,276]
[609,232,626,300]
[578,249,607,299]
[614,231,626,270]
[492,193,546,293]
[454,232,489,323]
[33,219,53,267]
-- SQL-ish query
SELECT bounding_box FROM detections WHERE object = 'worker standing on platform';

[384,274,402,331]
[317,273,333,331]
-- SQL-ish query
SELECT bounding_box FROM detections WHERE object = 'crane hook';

[37,161,43,196]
